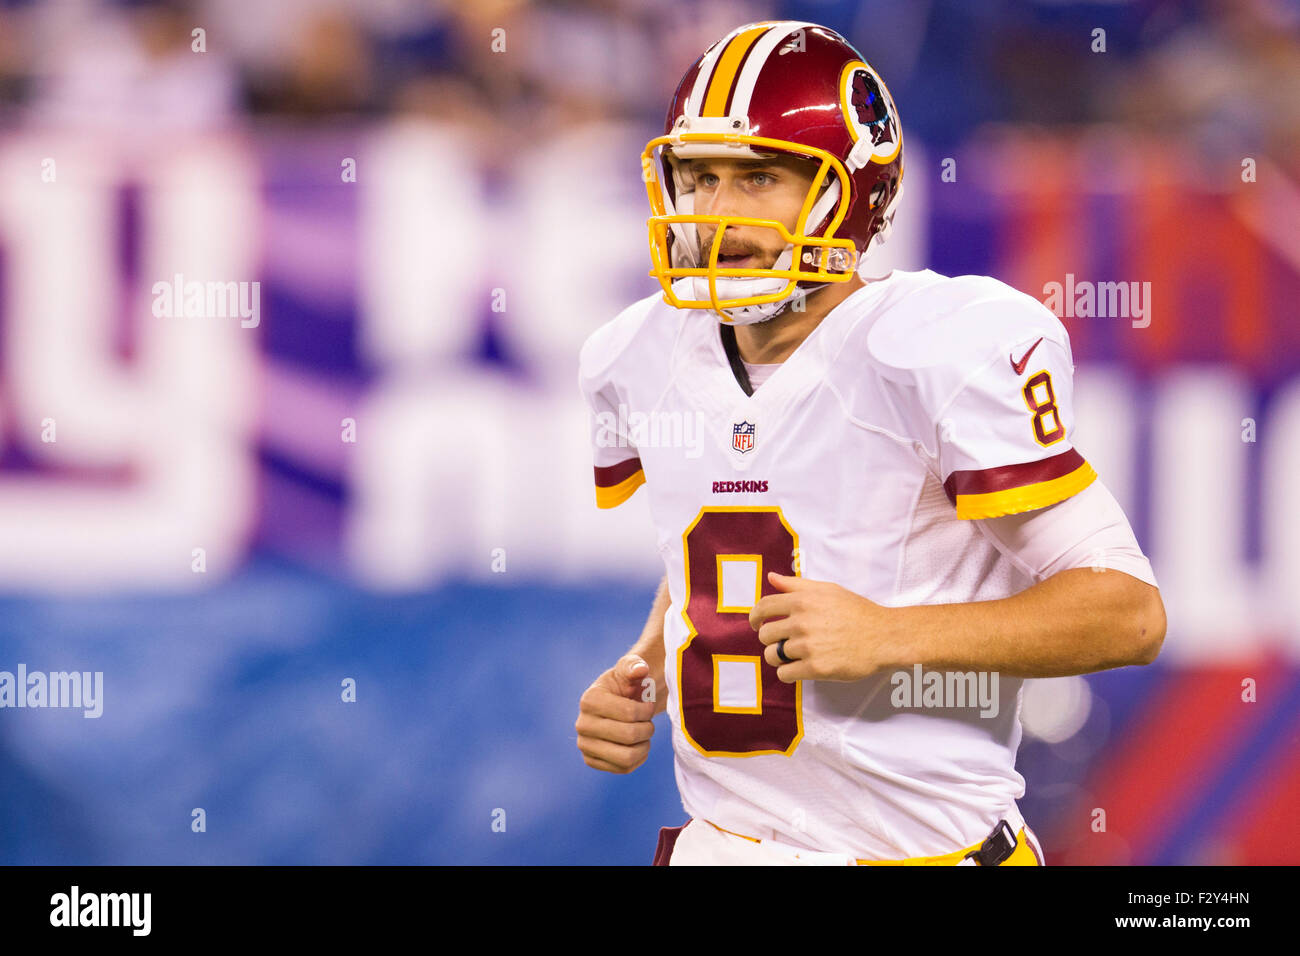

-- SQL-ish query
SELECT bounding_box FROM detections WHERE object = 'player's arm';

[625,574,670,715]
[750,478,1167,676]
[748,503,1165,681]
[908,476,1167,676]
[750,556,1163,682]
[749,316,1165,681]
[895,561,1164,678]
[575,323,665,772]
[898,323,1167,675]
[575,576,669,774]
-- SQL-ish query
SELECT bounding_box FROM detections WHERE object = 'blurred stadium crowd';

[0,0,1297,174]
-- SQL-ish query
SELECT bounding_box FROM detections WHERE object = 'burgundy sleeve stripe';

[595,457,644,488]
[943,448,1086,504]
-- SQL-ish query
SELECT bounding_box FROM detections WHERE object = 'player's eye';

[696,172,718,187]
[750,171,774,186]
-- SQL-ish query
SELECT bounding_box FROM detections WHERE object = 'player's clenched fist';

[750,572,912,683]
[575,654,658,774]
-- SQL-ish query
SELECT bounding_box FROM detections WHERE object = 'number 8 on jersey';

[678,506,803,757]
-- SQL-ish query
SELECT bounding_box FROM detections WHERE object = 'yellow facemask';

[642,131,860,323]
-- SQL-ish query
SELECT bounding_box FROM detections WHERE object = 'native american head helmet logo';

[841,62,901,166]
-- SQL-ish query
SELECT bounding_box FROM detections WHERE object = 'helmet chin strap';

[682,246,832,325]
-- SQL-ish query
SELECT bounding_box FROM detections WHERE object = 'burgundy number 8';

[678,507,803,757]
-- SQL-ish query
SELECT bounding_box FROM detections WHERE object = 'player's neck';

[733,274,866,365]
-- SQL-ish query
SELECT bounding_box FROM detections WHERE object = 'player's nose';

[699,177,745,219]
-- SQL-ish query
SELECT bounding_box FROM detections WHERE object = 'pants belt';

[706,809,1031,866]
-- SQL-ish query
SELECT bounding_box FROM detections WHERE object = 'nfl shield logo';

[732,421,756,454]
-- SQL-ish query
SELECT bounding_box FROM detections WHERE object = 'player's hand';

[750,572,910,683]
[575,654,658,774]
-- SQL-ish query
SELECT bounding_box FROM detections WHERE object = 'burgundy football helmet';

[642,21,905,323]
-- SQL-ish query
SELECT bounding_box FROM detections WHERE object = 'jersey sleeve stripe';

[944,449,1096,518]
[595,457,643,487]
[944,447,1086,498]
[594,458,645,509]
[595,469,645,509]
[950,459,1097,519]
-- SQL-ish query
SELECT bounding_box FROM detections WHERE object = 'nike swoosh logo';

[1011,337,1044,374]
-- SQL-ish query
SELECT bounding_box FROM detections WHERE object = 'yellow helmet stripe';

[700,23,772,117]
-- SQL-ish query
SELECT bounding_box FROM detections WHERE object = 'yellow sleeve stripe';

[595,469,646,509]
[955,461,1097,519]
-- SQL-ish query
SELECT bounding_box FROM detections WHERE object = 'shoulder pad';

[866,274,1068,375]
[578,290,678,382]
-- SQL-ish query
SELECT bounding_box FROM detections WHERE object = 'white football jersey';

[579,268,1103,859]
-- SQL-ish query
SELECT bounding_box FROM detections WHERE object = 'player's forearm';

[899,566,1166,678]
[628,575,670,714]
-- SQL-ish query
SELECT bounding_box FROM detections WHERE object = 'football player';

[574,21,1165,866]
